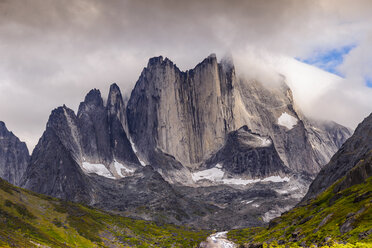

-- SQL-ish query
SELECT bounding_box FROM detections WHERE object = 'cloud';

[0,0,371,150]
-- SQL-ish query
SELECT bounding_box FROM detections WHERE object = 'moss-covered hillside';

[0,178,211,247]
[227,174,372,247]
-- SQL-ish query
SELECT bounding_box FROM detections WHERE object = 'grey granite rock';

[126,54,351,176]
[303,112,372,202]
[204,126,291,179]
[0,121,29,186]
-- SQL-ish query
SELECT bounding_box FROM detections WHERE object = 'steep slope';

[303,113,372,202]
[226,112,372,247]
[0,121,29,186]
[227,176,372,247]
[21,106,93,202]
[0,178,210,247]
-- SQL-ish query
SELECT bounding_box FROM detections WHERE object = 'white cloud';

[0,0,371,150]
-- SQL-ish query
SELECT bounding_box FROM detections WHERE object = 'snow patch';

[192,167,224,182]
[129,137,146,166]
[252,203,260,208]
[262,176,290,183]
[192,165,290,185]
[256,136,272,147]
[113,160,135,178]
[278,112,298,130]
[82,162,115,179]
[222,178,259,185]
[241,200,254,204]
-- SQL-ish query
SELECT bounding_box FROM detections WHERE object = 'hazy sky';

[0,0,371,151]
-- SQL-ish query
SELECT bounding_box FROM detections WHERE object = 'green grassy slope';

[227,174,372,247]
[0,178,211,247]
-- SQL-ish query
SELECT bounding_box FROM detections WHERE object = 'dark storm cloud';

[0,0,371,149]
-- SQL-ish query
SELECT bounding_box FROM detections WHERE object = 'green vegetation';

[227,175,372,247]
[0,178,211,247]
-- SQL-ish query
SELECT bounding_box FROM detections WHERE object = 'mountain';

[0,121,29,186]
[0,177,210,247]
[22,85,142,201]
[127,54,351,177]
[226,112,372,247]
[303,112,372,202]
[19,54,352,229]
[21,89,215,226]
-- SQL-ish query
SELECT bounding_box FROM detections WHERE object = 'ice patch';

[262,176,290,183]
[113,160,135,178]
[278,112,298,130]
[222,178,260,185]
[276,189,289,194]
[129,137,146,166]
[192,166,290,185]
[82,162,115,179]
[192,167,224,182]
[256,136,272,147]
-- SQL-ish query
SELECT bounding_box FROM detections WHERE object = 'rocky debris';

[303,112,372,201]
[354,191,372,203]
[318,213,333,228]
[298,215,313,225]
[246,242,263,248]
[358,229,372,239]
[340,207,366,234]
[340,217,355,234]
[0,121,29,186]
[334,155,372,193]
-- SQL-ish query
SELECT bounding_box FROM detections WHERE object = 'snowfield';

[192,165,290,185]
[113,160,135,177]
[278,112,298,129]
[82,162,115,179]
[129,137,147,166]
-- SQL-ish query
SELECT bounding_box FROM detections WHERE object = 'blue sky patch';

[365,77,372,88]
[296,44,356,77]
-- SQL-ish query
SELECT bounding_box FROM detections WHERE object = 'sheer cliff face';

[127,54,236,166]
[127,54,351,175]
[0,122,29,186]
